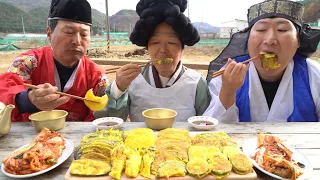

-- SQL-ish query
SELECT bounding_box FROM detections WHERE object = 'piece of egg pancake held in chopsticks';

[84,88,109,111]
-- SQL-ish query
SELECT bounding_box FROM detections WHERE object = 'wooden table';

[0,122,319,180]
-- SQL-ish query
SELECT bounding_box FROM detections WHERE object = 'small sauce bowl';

[188,116,218,130]
[92,117,123,130]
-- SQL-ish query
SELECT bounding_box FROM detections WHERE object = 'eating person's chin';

[67,54,83,62]
[260,68,284,78]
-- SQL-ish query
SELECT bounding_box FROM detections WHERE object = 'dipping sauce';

[97,122,119,126]
[192,121,214,126]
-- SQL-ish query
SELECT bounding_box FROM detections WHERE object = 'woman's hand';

[115,63,141,92]
[219,58,249,109]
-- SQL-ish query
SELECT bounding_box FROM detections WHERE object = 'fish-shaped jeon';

[70,159,111,176]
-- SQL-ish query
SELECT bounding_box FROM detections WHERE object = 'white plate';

[92,117,123,130]
[242,138,313,180]
[1,138,74,178]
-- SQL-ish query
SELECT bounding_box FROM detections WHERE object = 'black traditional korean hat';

[206,0,320,81]
[48,0,92,25]
[130,0,200,47]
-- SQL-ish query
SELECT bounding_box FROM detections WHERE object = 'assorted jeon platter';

[1,127,311,180]
[65,128,257,180]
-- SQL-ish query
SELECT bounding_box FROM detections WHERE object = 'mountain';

[192,22,220,33]
[0,0,107,34]
[302,1,320,22]
[109,10,139,32]
[92,9,107,35]
[0,0,219,35]
[0,0,50,11]
[0,2,47,32]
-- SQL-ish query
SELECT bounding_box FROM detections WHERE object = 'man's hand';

[28,83,70,111]
[219,58,249,109]
[115,63,141,92]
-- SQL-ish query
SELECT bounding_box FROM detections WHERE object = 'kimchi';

[2,128,65,175]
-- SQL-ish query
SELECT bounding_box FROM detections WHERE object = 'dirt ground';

[0,45,225,80]
[0,45,319,82]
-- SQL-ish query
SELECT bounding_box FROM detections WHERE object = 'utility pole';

[21,16,25,36]
[105,0,110,51]
[188,0,190,18]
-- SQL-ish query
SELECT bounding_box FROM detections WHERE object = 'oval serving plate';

[1,138,73,178]
[242,138,313,180]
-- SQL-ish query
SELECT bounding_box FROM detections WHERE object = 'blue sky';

[87,0,266,27]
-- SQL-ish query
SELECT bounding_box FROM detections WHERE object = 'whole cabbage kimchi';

[252,133,303,180]
[2,128,65,175]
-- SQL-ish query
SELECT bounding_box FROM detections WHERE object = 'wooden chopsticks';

[211,55,260,78]
[105,63,148,74]
[23,84,100,103]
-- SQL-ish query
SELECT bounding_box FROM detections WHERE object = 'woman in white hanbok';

[204,0,320,122]
[95,0,211,122]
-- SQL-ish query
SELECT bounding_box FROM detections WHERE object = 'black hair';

[47,19,58,32]
[130,0,199,47]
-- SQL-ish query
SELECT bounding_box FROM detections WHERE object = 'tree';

[297,0,318,6]
[302,1,320,22]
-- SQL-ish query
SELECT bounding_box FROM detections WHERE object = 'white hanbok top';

[204,58,320,122]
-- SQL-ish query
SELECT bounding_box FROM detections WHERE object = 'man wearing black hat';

[0,0,109,122]
[204,0,320,122]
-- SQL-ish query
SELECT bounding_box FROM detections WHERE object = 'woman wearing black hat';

[204,0,320,122]
[0,0,109,122]
[100,0,211,122]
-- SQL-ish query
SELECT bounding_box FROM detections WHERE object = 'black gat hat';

[48,0,92,25]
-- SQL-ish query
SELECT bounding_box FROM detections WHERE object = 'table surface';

[0,122,319,180]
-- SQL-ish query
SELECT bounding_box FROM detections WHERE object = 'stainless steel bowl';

[142,108,177,130]
[29,110,68,132]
